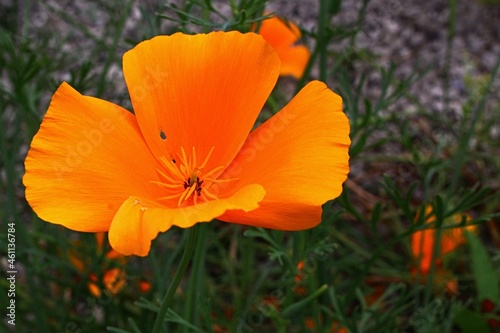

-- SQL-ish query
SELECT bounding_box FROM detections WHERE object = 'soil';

[3,0,499,116]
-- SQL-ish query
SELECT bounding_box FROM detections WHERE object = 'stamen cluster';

[152,147,234,206]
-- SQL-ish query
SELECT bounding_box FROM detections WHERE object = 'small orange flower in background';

[330,321,348,333]
[293,260,309,295]
[295,260,305,283]
[304,316,316,330]
[261,295,281,313]
[88,268,126,298]
[68,233,127,297]
[256,14,310,79]
[24,31,350,256]
[411,206,477,274]
[139,279,152,293]
[364,284,386,307]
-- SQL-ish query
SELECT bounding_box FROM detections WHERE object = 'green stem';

[318,0,330,82]
[295,0,331,93]
[183,223,208,332]
[151,224,200,333]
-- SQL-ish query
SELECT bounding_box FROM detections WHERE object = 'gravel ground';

[4,0,499,116]
[272,0,500,118]
[2,0,499,147]
[267,0,500,207]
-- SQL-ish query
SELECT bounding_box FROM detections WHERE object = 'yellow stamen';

[177,188,191,206]
[192,146,197,169]
[150,181,183,189]
[205,177,238,183]
[199,146,215,169]
[201,187,219,200]
[203,165,225,179]
[156,168,178,184]
[184,183,198,201]
[152,146,237,206]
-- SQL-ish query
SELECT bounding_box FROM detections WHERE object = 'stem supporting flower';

[152,224,200,333]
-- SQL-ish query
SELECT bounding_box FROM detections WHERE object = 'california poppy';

[88,268,126,298]
[330,322,348,333]
[256,14,310,79]
[304,317,316,330]
[24,31,350,256]
[411,206,476,274]
[68,233,127,297]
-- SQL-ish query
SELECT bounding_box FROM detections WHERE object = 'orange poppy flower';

[330,322,348,333]
[68,233,127,297]
[139,279,152,293]
[88,267,126,298]
[256,14,310,79]
[304,317,316,330]
[411,206,476,274]
[24,31,350,256]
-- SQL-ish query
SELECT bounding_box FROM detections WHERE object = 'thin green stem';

[152,224,200,333]
[318,0,330,82]
[295,0,332,92]
[182,223,208,332]
[295,43,320,93]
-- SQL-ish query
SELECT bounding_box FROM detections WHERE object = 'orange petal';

[88,282,101,298]
[277,44,310,79]
[95,232,105,252]
[217,81,350,230]
[411,206,435,273]
[139,280,152,293]
[257,16,310,78]
[67,248,85,273]
[23,82,163,232]
[441,228,464,254]
[109,184,265,256]
[122,31,280,173]
[103,268,126,295]
[412,208,474,273]
[442,213,473,253]
[258,15,302,49]
[411,228,434,273]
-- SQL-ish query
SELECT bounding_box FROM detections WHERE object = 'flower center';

[152,146,235,206]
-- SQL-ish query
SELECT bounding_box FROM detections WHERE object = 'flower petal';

[411,228,434,273]
[275,44,310,79]
[108,184,265,256]
[257,16,310,78]
[23,82,162,232]
[122,31,280,173]
[258,15,302,49]
[217,81,350,230]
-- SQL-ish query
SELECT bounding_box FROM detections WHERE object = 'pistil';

[152,146,237,206]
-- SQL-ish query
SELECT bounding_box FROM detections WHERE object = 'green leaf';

[127,318,142,333]
[453,308,489,333]
[281,284,329,318]
[466,231,499,303]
